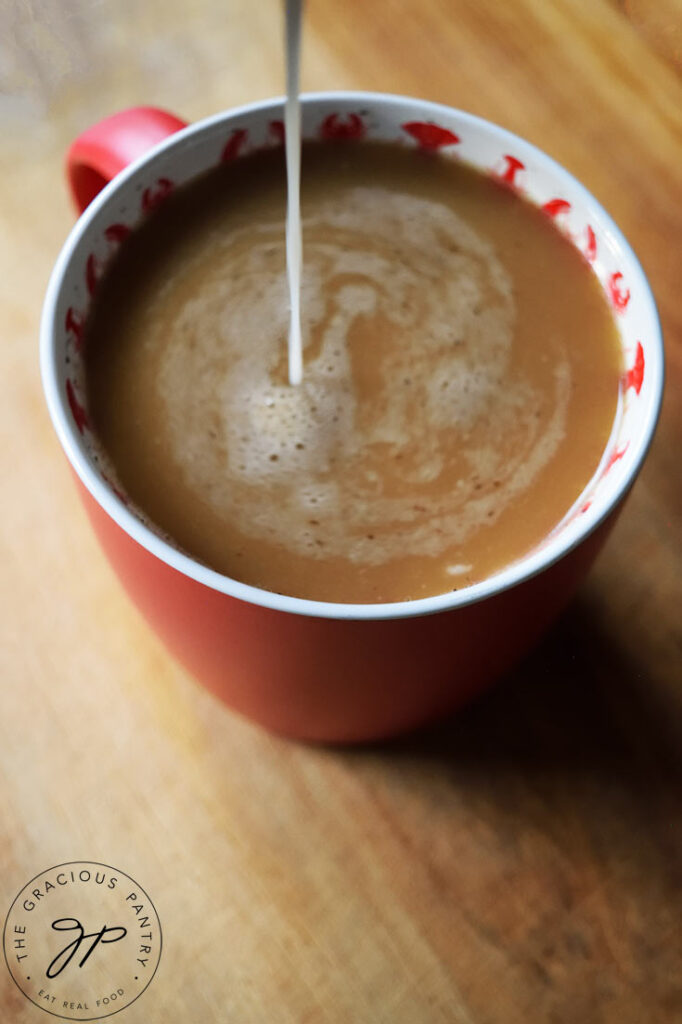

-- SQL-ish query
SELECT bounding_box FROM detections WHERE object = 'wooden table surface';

[1,1,681,1021]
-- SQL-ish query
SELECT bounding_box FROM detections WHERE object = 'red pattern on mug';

[102,473,129,505]
[608,271,631,312]
[142,177,174,214]
[105,223,131,245]
[221,128,248,162]
[65,307,85,350]
[542,198,571,219]
[498,155,525,186]
[580,499,593,513]
[402,121,460,149]
[269,120,285,144]
[85,253,101,296]
[585,225,597,262]
[605,443,629,473]
[66,379,89,434]
[320,113,366,140]
[624,341,645,395]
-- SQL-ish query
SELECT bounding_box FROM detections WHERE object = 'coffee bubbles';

[84,142,621,601]
[158,185,569,566]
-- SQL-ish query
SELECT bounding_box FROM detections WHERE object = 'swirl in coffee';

[84,142,622,602]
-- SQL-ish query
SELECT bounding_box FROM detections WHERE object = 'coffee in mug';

[83,140,622,603]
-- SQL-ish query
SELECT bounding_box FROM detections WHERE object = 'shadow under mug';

[41,93,664,742]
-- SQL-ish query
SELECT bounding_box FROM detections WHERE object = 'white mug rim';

[40,90,664,621]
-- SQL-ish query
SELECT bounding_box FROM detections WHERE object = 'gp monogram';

[3,862,162,1021]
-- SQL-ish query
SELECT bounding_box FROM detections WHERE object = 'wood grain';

[0,1,680,1021]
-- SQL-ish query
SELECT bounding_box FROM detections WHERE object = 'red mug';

[41,94,663,742]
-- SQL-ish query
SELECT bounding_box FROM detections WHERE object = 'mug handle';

[66,106,188,214]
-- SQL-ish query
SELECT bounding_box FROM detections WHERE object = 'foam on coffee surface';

[155,186,570,566]
[84,141,622,602]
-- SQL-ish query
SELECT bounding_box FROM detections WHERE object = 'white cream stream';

[284,0,303,385]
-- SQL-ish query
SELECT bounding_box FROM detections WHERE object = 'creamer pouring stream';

[284,0,304,385]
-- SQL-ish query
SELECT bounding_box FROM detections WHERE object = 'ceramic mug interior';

[41,92,664,622]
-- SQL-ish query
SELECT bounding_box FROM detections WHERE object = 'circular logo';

[3,862,162,1020]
